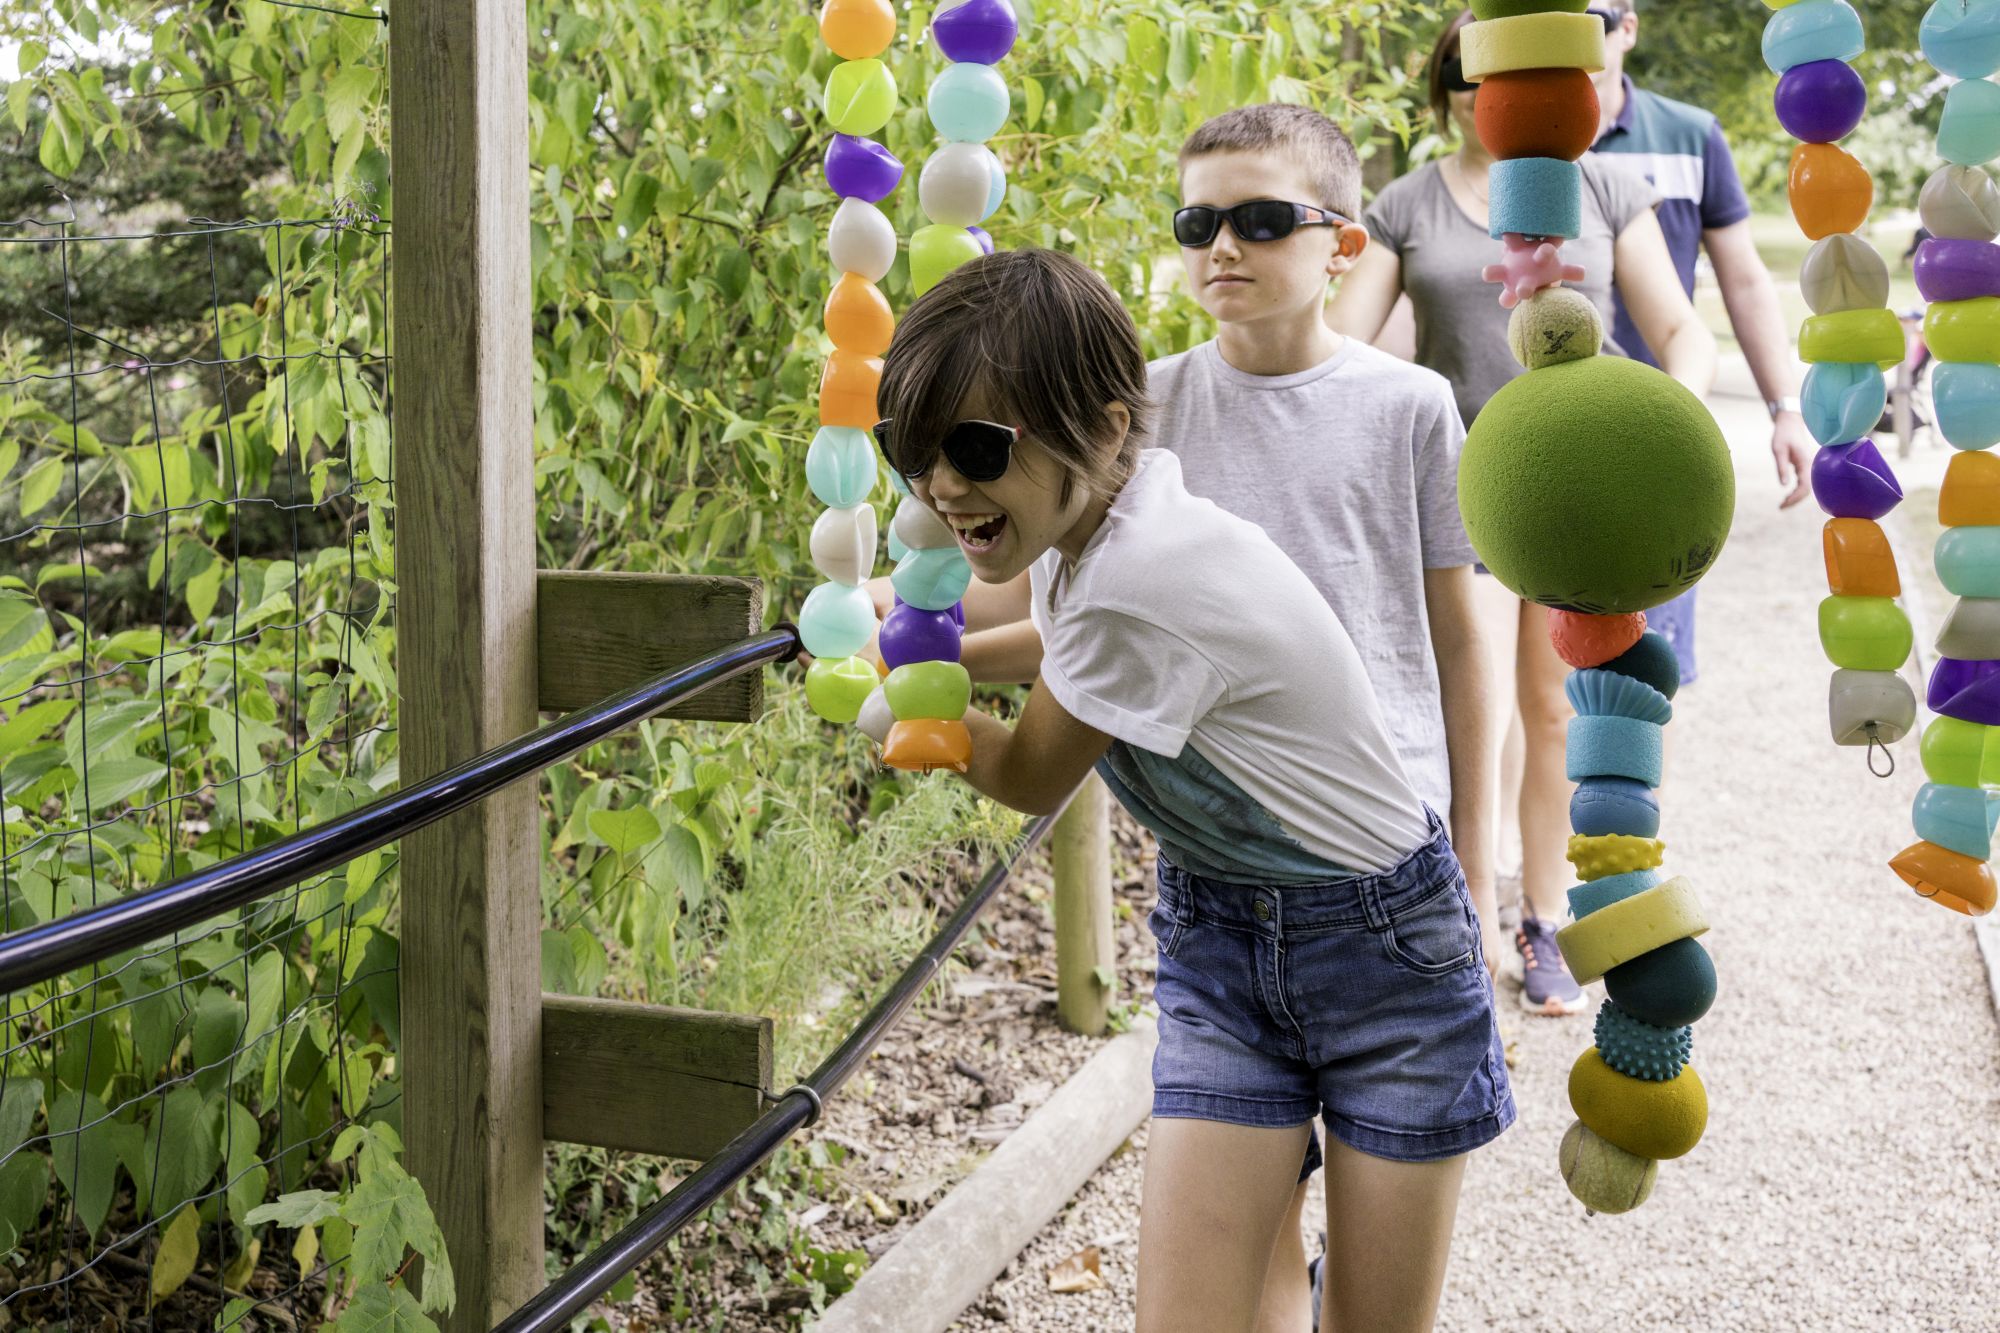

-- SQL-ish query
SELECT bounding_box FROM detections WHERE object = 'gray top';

[1363,154,1659,426]
[1148,339,1473,815]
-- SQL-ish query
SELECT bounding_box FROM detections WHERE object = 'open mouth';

[947,512,1008,553]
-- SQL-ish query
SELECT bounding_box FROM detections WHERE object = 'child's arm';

[1425,564,1503,975]
[960,620,1045,685]
[1325,244,1403,345]
[864,570,1031,633]
[961,678,1113,816]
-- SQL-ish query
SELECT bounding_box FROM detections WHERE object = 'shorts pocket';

[1378,880,1477,977]
[1148,901,1189,960]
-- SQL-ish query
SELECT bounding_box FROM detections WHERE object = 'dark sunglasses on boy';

[873,417,1020,484]
[1585,6,1625,30]
[1173,199,1351,248]
[1441,56,1476,94]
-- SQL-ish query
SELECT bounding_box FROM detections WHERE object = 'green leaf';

[588,803,661,858]
[333,1281,436,1333]
[641,823,707,913]
[46,1089,120,1238]
[0,1082,40,1155]
[17,40,46,74]
[151,1206,201,1299]
[0,1153,48,1253]
[18,455,65,518]
[140,1086,222,1220]
[185,558,223,622]
[7,82,30,136]
[247,1188,343,1230]
[37,106,81,177]
[539,929,577,995]
[323,66,378,145]
[81,757,168,811]
[1167,21,1198,90]
[345,1157,454,1312]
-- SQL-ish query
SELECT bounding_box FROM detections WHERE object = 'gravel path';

[948,365,2000,1332]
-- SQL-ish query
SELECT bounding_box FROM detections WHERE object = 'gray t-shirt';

[1148,339,1474,815]
[1364,154,1659,426]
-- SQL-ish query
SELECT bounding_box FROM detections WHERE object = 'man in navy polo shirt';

[1590,0,1813,690]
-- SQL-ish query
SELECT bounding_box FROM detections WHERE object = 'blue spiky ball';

[1594,1000,1694,1082]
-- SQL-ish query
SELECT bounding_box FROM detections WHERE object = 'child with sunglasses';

[876,246,1511,1333]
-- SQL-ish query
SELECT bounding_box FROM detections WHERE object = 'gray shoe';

[1516,915,1587,1015]
[1308,1243,1325,1332]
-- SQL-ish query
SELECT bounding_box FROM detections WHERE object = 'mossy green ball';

[1569,1049,1708,1160]
[1459,356,1735,614]
[1559,1119,1658,1214]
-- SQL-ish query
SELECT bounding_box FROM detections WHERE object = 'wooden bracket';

[534,570,765,722]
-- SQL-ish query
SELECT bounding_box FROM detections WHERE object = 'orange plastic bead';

[1822,518,1900,597]
[820,0,896,60]
[1789,143,1873,242]
[825,273,895,357]
[881,718,972,773]
[1549,610,1647,669]
[1940,449,2000,526]
[1475,68,1599,163]
[819,348,883,429]
[1889,839,1997,916]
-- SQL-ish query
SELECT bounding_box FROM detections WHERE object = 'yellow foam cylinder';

[1461,12,1608,81]
[1556,876,1708,985]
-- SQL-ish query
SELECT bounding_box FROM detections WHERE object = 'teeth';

[947,514,1001,532]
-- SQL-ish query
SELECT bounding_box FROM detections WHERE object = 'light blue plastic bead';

[807,426,877,509]
[1923,0,2000,80]
[981,155,1007,223]
[1802,360,1888,446]
[1941,78,2000,167]
[799,581,879,659]
[1487,157,1583,240]
[891,545,972,611]
[887,524,910,563]
[1912,780,2000,860]
[928,62,1009,143]
[1761,0,1866,74]
[1936,524,2000,596]
[1934,361,2000,449]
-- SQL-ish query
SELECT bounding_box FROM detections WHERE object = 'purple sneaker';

[1516,915,1587,1016]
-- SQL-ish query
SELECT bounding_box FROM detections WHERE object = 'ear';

[1326,221,1370,277]
[1101,400,1133,449]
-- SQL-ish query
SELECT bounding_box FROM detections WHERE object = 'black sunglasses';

[1172,200,1350,248]
[1441,56,1476,94]
[1585,6,1625,30]
[873,417,1020,484]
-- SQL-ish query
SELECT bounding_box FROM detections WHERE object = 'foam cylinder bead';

[1559,1121,1658,1216]
[824,59,898,137]
[1942,448,2000,524]
[1571,777,1662,838]
[1912,782,2000,861]
[1788,142,1873,241]
[1567,833,1666,882]
[1923,0,2000,79]
[884,660,972,721]
[1801,361,1888,446]
[1472,0,1587,15]
[1828,667,1918,745]
[1773,58,1867,143]
[807,426,876,509]
[824,134,904,202]
[931,0,1019,65]
[829,198,897,283]
[892,494,956,550]
[1925,296,2000,362]
[928,61,1009,142]
[891,544,973,610]
[1568,867,1662,919]
[1817,595,1913,670]
[1811,438,1903,519]
[1921,164,2000,241]
[1797,307,1904,367]
[1800,233,1890,314]
[1934,361,2000,448]
[1605,936,1716,1028]
[1474,67,1600,162]
[1915,238,2000,304]
[819,348,883,429]
[809,502,879,587]
[1921,715,1989,786]
[825,272,895,357]
[1928,654,2000,724]
[881,718,974,773]
[856,683,895,744]
[878,602,962,669]
[920,143,1004,227]
[1822,517,1901,597]
[1555,877,1709,986]
[820,0,896,60]
[1940,76,2000,168]
[1565,715,1665,786]
[806,655,883,724]
[1935,596,2000,658]
[1890,839,1999,915]
[799,581,880,660]
[1761,0,1865,73]
[1486,158,1583,240]
[910,223,986,295]
[1935,524,2000,597]
[1460,12,1607,81]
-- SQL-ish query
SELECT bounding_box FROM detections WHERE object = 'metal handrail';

[0,627,800,995]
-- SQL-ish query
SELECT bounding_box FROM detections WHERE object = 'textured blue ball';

[1594,1000,1693,1082]
[1603,936,1717,1028]
[1571,776,1662,838]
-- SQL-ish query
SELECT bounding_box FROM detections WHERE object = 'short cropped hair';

[878,249,1151,504]
[1178,104,1363,220]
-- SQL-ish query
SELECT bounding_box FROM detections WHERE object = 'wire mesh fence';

[0,207,396,1329]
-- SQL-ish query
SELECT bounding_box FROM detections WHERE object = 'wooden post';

[389,0,543,1324]
[1051,773,1114,1036]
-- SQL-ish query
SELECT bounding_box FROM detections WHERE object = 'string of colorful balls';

[800,0,1019,772]
[1456,0,1735,1214]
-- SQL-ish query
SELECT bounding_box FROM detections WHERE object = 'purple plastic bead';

[824,134,904,203]
[1773,59,1867,144]
[879,603,964,670]
[1915,237,2000,304]
[931,0,1018,65]
[968,225,995,255]
[1928,656,2000,725]
[949,601,966,626]
[1811,438,1903,520]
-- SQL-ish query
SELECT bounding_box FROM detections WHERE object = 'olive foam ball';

[1569,1049,1709,1160]
[1459,356,1735,614]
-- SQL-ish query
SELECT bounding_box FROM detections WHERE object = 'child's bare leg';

[1139,1118,1314,1333]
[1317,1138,1468,1333]
[1514,601,1574,923]
[1250,1179,1313,1333]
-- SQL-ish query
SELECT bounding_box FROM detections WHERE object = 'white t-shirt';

[1029,450,1431,881]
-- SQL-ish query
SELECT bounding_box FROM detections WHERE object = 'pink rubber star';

[1483,233,1587,309]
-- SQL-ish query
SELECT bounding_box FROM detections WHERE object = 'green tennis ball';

[1459,356,1735,614]
[1559,1119,1658,1215]
[1507,287,1602,370]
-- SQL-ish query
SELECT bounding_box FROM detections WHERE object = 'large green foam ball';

[1459,356,1735,614]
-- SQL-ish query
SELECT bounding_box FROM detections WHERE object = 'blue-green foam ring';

[1568,868,1663,919]
[1565,714,1664,786]
[1934,362,2000,450]
[799,581,879,660]
[807,426,877,509]
[1761,0,1865,74]
[1940,76,2000,168]
[1566,668,1673,724]
[927,62,1009,143]
[1487,158,1582,240]
[1802,361,1887,447]
[1936,525,2000,598]
[1593,1001,1694,1082]
[891,545,972,611]
[1912,781,2000,861]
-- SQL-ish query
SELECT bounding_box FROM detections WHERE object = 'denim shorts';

[1148,813,1515,1166]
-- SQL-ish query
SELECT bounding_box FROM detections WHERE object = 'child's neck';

[1215,306,1344,378]
[1055,491,1115,565]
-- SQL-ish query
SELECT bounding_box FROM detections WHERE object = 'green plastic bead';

[884,660,971,721]
[1922,715,1989,787]
[1817,595,1913,671]
[1925,297,2000,364]
[825,58,898,137]
[806,655,882,724]
[910,224,984,296]
[1798,307,1905,369]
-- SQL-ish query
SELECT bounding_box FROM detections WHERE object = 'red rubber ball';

[1476,68,1600,163]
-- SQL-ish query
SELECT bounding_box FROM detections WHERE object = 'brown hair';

[1425,10,1477,131]
[878,249,1151,504]
[1177,104,1363,220]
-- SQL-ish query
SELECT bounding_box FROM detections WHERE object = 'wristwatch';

[1766,395,1802,419]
